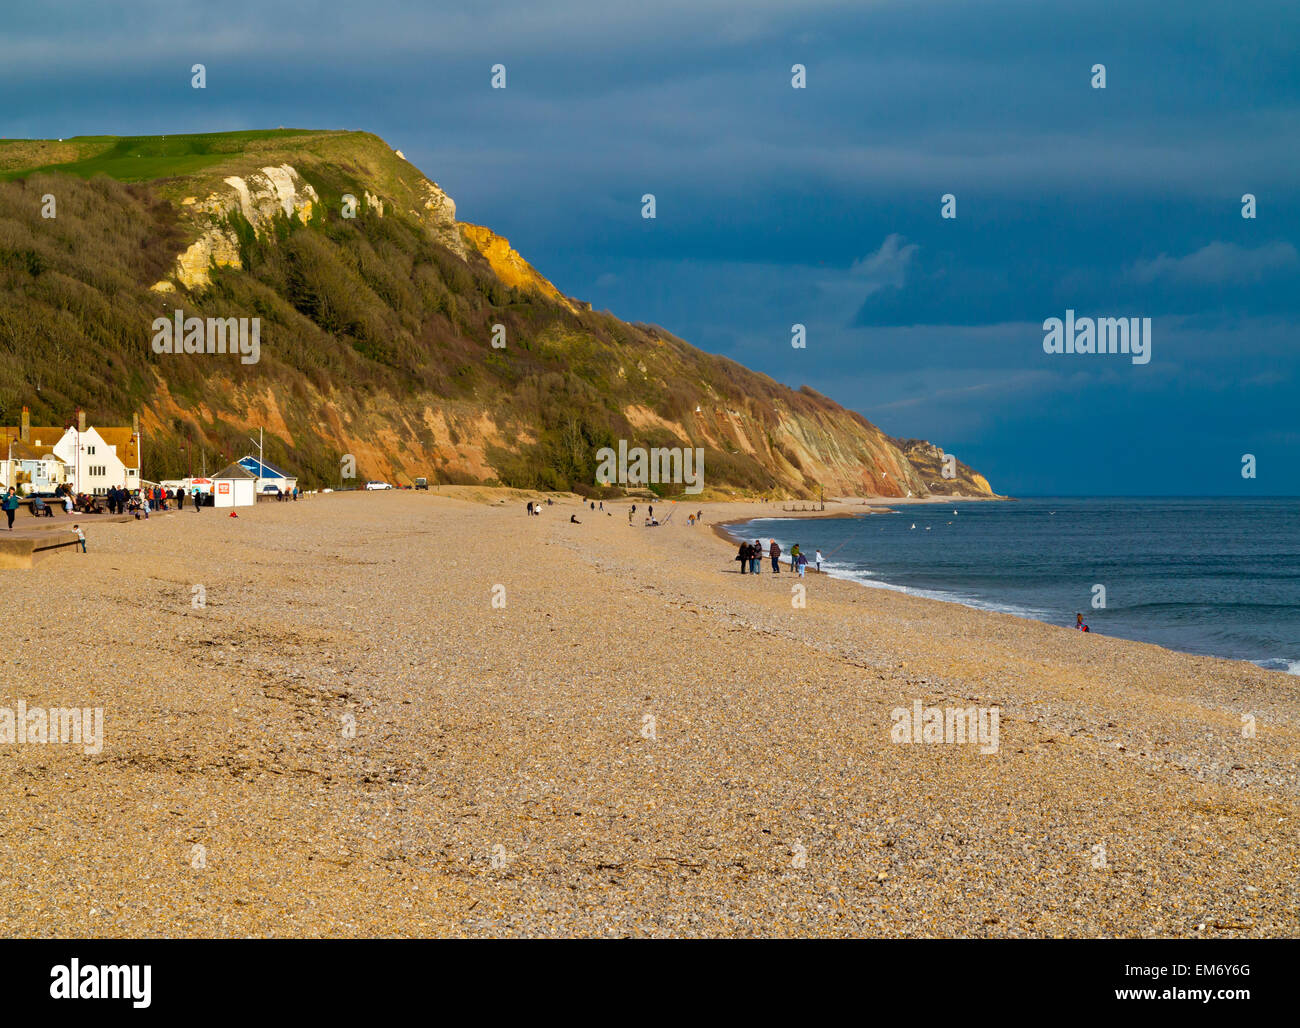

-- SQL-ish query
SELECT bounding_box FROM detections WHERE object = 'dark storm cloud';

[1,0,1296,493]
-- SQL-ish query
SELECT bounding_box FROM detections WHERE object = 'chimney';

[20,406,29,442]
[132,412,139,436]
[77,408,86,433]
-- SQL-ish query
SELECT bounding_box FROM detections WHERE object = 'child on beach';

[1076,613,1090,632]
[796,550,808,576]
[72,524,86,553]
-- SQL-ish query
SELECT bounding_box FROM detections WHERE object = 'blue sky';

[2,0,1297,494]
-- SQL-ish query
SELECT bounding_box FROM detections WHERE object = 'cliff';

[890,438,997,497]
[0,129,996,498]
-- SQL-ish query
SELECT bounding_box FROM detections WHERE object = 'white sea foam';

[820,563,1049,621]
[1252,657,1300,675]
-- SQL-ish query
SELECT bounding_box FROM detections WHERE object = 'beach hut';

[211,462,257,508]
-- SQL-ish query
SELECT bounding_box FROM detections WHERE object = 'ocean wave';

[821,564,1051,622]
[1252,657,1300,675]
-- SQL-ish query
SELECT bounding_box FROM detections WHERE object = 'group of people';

[2,485,121,527]
[86,484,184,515]
[735,538,823,577]
[623,503,705,527]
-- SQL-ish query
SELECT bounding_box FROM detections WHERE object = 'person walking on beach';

[789,543,800,572]
[2,487,18,530]
[815,549,824,573]
[72,524,86,553]
[796,550,809,577]
[769,539,781,573]
[736,541,750,573]
[751,540,763,575]
[192,486,202,511]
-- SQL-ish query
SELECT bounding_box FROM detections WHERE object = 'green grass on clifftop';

[0,129,336,182]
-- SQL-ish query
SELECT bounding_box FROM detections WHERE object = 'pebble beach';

[1,490,1296,937]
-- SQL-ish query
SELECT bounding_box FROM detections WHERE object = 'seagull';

[953,510,958,515]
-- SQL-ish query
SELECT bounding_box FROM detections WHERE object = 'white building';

[52,424,142,496]
[211,462,257,507]
[3,408,140,495]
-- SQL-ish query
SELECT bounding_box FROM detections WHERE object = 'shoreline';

[708,506,889,546]
[706,503,1297,678]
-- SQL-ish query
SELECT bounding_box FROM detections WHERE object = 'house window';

[85,445,95,455]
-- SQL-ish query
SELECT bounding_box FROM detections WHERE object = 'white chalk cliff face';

[153,164,468,291]
[152,165,320,292]
[221,164,318,230]
[415,180,465,259]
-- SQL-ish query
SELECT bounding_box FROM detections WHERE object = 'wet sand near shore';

[0,490,1295,937]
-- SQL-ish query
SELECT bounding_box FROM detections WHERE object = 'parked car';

[364,481,393,491]
[415,477,429,490]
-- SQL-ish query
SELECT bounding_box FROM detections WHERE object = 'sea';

[725,497,1300,674]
